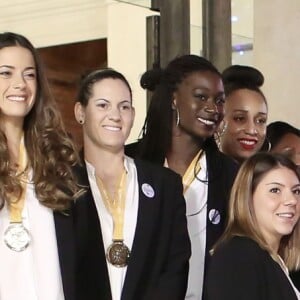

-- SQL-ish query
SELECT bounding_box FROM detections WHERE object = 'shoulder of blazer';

[206,146,239,181]
[134,158,182,182]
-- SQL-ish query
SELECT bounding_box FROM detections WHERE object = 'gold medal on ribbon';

[96,169,130,267]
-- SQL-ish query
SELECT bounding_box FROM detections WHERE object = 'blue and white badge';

[141,183,155,198]
[208,209,221,225]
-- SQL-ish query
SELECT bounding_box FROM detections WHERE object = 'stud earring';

[79,119,84,125]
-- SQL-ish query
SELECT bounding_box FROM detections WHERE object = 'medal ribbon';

[9,135,28,223]
[182,150,203,194]
[96,170,127,240]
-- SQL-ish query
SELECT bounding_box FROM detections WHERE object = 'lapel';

[54,209,75,300]
[74,163,112,300]
[121,159,159,300]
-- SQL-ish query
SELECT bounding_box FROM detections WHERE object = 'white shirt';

[86,156,139,300]
[278,256,300,299]
[0,173,65,300]
[183,154,208,300]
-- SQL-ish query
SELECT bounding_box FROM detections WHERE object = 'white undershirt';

[164,153,208,300]
[278,256,300,299]
[184,153,208,300]
[86,156,139,300]
[0,173,65,300]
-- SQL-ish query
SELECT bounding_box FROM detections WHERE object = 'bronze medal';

[106,240,130,267]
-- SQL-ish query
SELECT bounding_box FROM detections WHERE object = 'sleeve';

[204,240,265,300]
[145,172,191,300]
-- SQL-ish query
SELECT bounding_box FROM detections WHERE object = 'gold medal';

[106,240,130,267]
[96,168,130,267]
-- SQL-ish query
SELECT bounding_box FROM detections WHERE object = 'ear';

[74,102,85,124]
[130,106,135,128]
[171,95,177,110]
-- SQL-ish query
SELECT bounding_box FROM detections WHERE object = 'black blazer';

[53,180,108,300]
[204,236,298,300]
[74,159,191,300]
[125,139,238,284]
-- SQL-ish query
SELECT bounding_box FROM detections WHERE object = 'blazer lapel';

[54,210,75,300]
[121,160,159,300]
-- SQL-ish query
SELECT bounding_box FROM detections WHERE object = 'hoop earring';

[176,109,180,127]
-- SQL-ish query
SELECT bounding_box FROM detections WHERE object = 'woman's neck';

[167,129,204,176]
[84,142,125,178]
[1,120,24,165]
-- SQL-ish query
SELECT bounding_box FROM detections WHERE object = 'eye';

[195,94,207,101]
[120,103,132,111]
[96,102,109,110]
[270,187,280,194]
[292,188,300,196]
[0,70,11,77]
[255,117,267,125]
[23,71,36,80]
[215,97,225,105]
[233,115,245,122]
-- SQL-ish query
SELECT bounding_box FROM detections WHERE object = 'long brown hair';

[212,152,300,271]
[0,32,80,211]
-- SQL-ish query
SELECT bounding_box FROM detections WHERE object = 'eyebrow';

[0,65,36,71]
[232,109,267,115]
[266,182,300,188]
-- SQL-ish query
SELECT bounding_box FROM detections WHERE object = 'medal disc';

[106,240,130,267]
[4,222,30,252]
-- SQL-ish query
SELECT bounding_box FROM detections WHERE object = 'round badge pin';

[208,209,221,225]
[141,183,155,198]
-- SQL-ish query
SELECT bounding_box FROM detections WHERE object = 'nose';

[107,106,121,121]
[283,191,298,206]
[204,100,218,113]
[244,121,258,135]
[12,74,26,90]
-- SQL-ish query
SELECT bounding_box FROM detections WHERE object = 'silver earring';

[79,119,84,125]
[219,122,227,137]
[176,109,180,127]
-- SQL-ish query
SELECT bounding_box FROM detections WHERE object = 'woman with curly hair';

[0,32,83,300]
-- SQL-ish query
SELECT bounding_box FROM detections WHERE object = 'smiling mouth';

[276,212,295,219]
[238,139,258,150]
[103,125,121,132]
[197,117,217,126]
[7,95,26,102]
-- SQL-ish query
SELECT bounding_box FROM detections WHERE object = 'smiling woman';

[125,54,239,299]
[0,32,86,300]
[204,152,300,300]
[216,65,268,164]
[74,68,191,300]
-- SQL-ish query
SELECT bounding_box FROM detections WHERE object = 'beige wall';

[254,0,300,128]
[0,0,108,47]
[107,2,158,143]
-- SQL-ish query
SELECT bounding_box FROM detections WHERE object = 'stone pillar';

[202,0,231,71]
[159,0,190,67]
[253,0,300,127]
